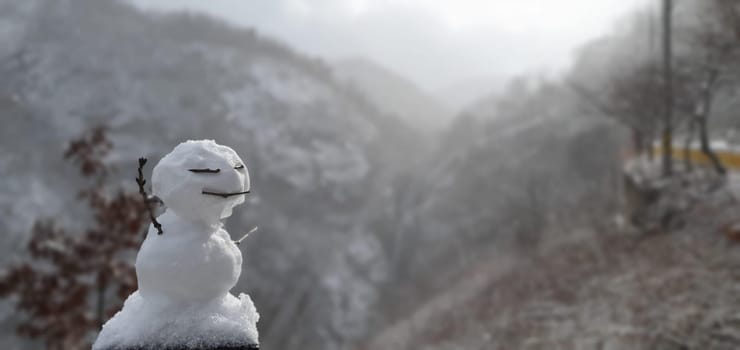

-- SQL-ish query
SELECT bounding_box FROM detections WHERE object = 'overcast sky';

[130,0,650,91]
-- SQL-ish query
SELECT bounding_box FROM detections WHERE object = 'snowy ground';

[362,159,740,350]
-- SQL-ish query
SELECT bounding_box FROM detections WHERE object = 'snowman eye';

[189,168,221,173]
[234,164,245,170]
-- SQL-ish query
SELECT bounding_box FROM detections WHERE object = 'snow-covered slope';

[0,1,417,349]
[364,190,740,350]
[349,76,629,347]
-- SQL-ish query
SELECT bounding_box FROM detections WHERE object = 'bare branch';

[235,226,259,246]
[136,158,163,235]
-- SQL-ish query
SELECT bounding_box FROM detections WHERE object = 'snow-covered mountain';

[0,1,420,349]
[333,58,454,131]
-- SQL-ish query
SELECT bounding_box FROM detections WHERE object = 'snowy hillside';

[305,72,632,349]
[0,1,419,349]
[364,190,740,350]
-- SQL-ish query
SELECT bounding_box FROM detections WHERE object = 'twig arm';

[235,226,259,246]
[136,157,163,235]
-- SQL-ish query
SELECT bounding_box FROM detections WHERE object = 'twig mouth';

[201,190,250,198]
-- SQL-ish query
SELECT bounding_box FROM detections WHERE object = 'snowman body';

[93,140,259,350]
[136,211,242,303]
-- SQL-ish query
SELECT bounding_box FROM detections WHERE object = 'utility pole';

[647,1,657,161]
[661,0,674,177]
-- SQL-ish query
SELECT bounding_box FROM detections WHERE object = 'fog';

[130,0,649,90]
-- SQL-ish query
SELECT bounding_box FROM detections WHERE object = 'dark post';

[661,0,674,177]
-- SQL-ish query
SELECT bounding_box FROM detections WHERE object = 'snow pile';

[93,292,258,349]
[93,140,259,350]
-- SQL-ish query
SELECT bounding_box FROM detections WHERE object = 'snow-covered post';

[93,140,260,350]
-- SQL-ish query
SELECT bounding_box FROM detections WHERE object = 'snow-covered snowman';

[93,140,259,350]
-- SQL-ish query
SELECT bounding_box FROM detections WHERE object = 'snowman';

[93,140,259,350]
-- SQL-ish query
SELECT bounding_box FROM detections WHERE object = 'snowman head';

[152,140,250,226]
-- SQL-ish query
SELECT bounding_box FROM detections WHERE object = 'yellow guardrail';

[653,145,740,170]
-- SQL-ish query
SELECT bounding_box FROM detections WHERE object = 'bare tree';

[0,128,148,350]
[606,63,663,155]
[675,0,740,175]
[569,61,671,161]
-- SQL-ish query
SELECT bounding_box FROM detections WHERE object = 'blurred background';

[1,0,740,349]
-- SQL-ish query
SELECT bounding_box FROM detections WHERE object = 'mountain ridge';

[333,57,455,131]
